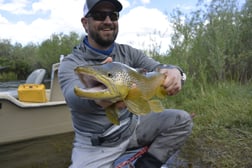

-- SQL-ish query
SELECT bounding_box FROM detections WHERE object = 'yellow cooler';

[18,84,47,103]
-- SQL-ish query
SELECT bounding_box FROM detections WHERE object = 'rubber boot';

[134,152,163,168]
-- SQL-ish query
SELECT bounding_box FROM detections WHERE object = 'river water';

[0,81,74,168]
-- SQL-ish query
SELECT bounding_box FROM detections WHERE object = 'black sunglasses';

[86,11,119,21]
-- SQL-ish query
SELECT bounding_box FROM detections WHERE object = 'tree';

[37,32,81,73]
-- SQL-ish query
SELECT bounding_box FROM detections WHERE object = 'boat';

[0,63,73,144]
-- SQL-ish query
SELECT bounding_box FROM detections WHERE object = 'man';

[58,0,193,167]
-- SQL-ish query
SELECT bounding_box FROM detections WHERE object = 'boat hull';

[0,97,73,144]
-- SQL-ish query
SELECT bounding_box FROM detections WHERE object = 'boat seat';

[25,69,46,84]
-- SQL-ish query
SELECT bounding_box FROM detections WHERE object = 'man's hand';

[159,68,182,96]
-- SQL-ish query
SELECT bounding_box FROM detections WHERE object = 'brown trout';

[74,62,167,125]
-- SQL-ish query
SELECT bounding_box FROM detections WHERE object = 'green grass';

[163,82,252,167]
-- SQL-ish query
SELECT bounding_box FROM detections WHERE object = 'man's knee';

[163,109,193,134]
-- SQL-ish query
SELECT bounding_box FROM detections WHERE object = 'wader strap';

[116,146,149,168]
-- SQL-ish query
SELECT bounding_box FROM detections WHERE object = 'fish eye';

[107,72,113,78]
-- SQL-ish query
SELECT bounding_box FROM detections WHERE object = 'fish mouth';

[74,66,119,101]
[77,72,108,92]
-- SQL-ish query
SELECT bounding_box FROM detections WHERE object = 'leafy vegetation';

[0,0,251,167]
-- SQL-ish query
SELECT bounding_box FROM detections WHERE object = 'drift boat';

[0,63,73,144]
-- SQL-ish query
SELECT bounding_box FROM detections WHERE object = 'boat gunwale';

[0,94,66,109]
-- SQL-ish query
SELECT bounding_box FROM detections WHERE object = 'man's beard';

[89,26,118,48]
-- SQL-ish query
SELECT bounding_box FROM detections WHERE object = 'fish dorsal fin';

[105,105,120,125]
[148,99,164,113]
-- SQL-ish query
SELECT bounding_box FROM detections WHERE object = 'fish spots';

[131,83,137,88]
[112,72,132,87]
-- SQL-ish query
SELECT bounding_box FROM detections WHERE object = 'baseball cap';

[83,0,123,17]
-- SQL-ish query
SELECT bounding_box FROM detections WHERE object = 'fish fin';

[105,105,120,125]
[125,95,151,115]
[126,86,152,115]
[148,99,165,112]
[125,98,151,115]
[155,87,167,98]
